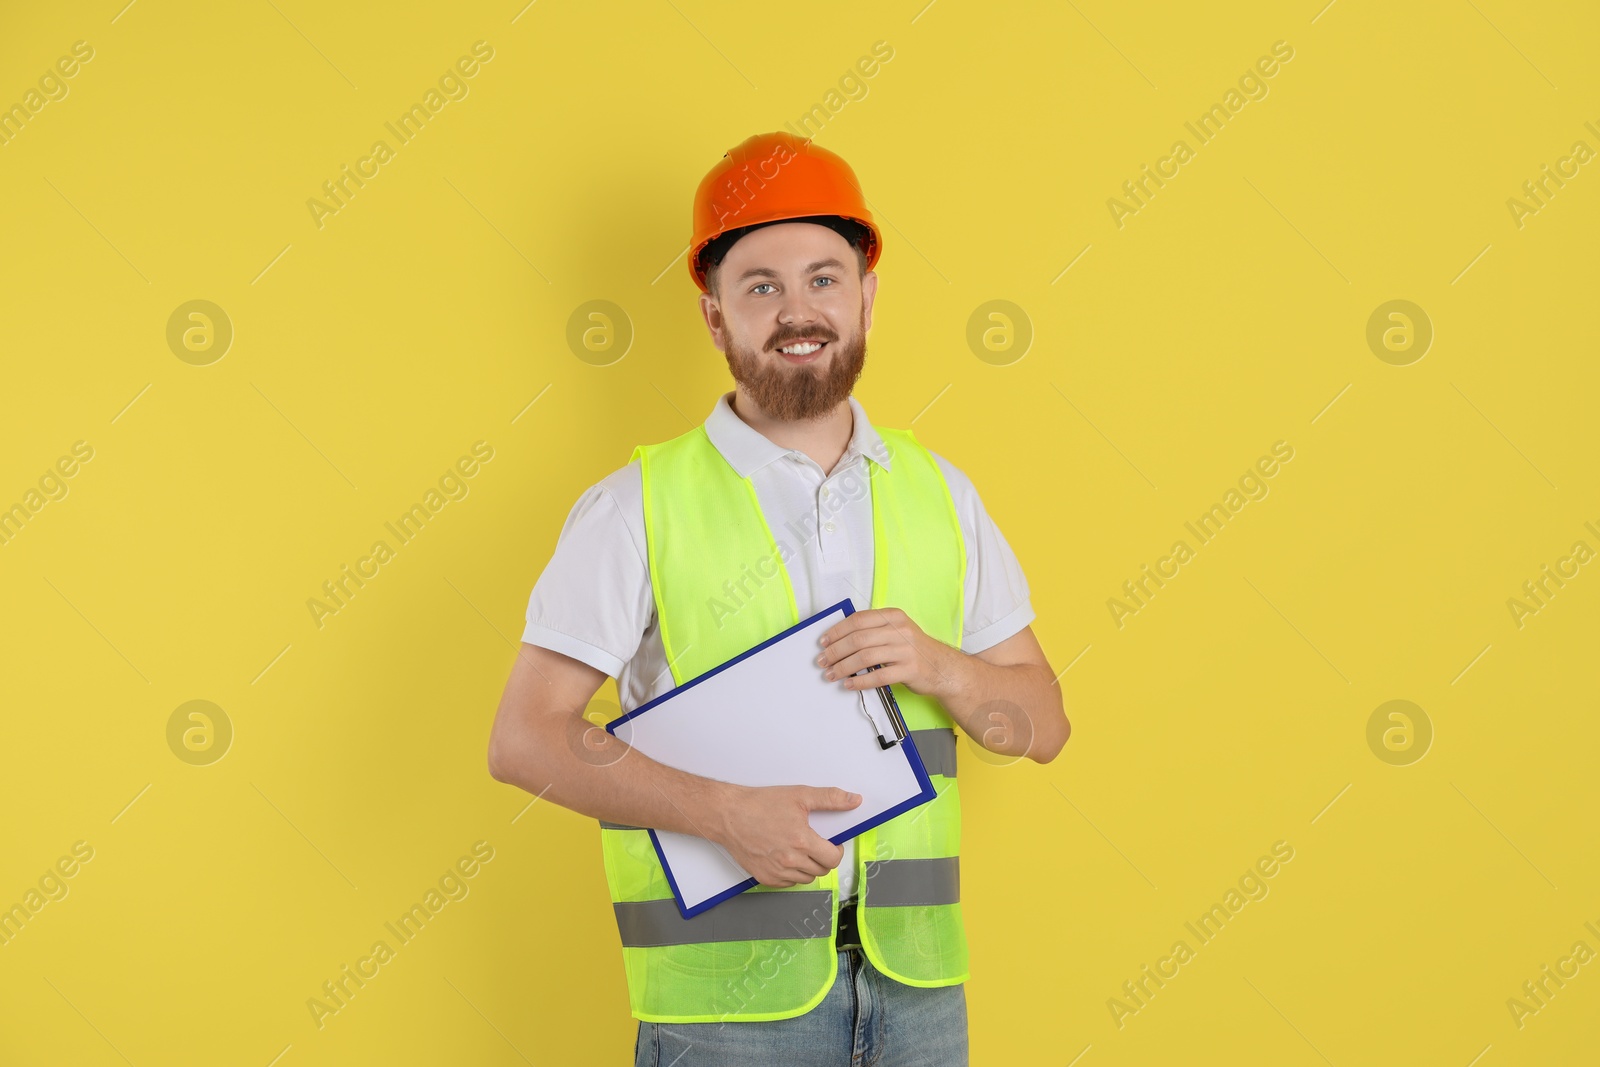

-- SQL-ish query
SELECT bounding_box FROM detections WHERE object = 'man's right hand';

[711,784,863,888]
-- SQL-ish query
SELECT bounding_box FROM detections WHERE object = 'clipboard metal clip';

[855,663,909,749]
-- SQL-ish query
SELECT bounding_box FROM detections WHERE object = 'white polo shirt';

[522,389,1035,900]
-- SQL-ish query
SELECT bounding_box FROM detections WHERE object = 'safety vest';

[599,420,970,1023]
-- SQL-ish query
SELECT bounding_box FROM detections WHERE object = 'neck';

[730,388,854,473]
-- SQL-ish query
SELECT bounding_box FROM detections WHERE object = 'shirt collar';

[704,390,893,479]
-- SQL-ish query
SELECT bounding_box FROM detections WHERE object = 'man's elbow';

[1030,708,1071,764]
[487,739,509,783]
[487,733,527,784]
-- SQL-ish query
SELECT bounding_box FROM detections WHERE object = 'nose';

[777,289,822,329]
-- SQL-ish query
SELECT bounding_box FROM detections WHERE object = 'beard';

[723,307,867,423]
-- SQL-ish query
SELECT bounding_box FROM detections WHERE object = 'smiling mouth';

[776,340,829,362]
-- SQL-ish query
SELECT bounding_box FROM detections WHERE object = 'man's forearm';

[929,650,1067,762]
[492,719,734,841]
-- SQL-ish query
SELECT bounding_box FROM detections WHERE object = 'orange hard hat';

[688,131,881,293]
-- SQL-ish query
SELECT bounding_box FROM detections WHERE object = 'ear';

[861,270,878,334]
[699,291,728,352]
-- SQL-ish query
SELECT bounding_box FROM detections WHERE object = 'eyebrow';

[734,258,848,285]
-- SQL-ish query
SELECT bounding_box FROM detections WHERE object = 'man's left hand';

[815,607,959,701]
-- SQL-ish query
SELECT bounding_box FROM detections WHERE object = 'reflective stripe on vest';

[607,856,963,947]
[613,891,835,947]
[864,857,960,907]
[601,421,970,1023]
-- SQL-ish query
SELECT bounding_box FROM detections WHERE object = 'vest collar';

[703,390,894,479]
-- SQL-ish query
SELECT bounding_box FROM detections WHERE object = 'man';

[488,132,1070,1066]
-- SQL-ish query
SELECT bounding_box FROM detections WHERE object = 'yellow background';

[2,0,1596,1063]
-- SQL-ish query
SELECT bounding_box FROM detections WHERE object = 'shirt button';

[824,521,836,534]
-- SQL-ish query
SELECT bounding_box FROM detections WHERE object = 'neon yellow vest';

[600,420,970,1023]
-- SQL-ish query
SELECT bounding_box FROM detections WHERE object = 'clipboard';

[604,597,937,919]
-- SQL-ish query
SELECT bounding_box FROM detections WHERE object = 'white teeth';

[780,342,823,355]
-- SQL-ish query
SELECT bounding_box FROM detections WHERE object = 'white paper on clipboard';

[606,598,935,918]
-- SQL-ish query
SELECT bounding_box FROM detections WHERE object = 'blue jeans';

[632,947,968,1066]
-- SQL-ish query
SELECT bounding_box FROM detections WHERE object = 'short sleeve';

[521,481,653,678]
[931,454,1036,655]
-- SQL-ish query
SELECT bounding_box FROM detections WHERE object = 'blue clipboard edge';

[603,596,939,921]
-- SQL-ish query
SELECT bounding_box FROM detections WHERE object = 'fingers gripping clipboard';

[604,598,937,919]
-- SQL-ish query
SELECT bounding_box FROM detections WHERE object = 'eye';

[814,276,835,287]
[751,283,775,295]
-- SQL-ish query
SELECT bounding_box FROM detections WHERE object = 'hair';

[702,215,869,298]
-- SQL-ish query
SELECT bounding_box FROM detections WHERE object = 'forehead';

[719,222,854,274]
